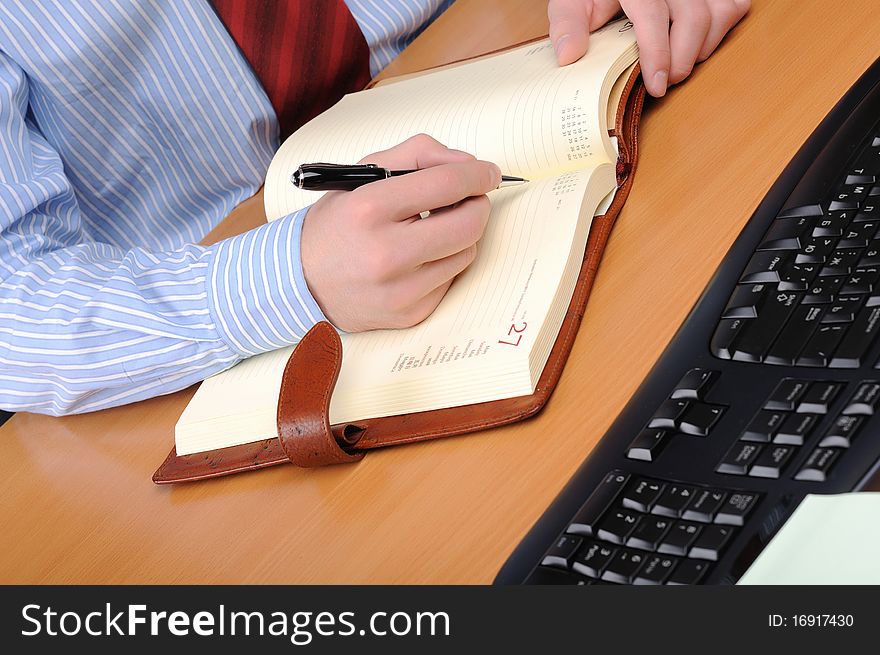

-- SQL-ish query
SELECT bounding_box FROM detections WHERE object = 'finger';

[667,0,711,84]
[697,0,750,62]
[620,0,671,96]
[397,195,490,266]
[548,0,591,66]
[391,245,478,320]
[360,133,476,169]
[390,279,454,329]
[549,0,623,65]
[352,159,501,223]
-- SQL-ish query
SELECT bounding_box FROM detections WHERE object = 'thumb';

[549,0,623,66]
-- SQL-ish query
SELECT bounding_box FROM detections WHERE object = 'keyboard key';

[622,479,666,512]
[860,242,880,265]
[812,214,849,238]
[820,296,863,324]
[722,284,767,319]
[794,447,842,481]
[739,251,788,284]
[741,410,786,442]
[601,549,646,584]
[671,368,719,400]
[652,484,697,518]
[758,217,810,251]
[525,567,592,585]
[836,184,870,206]
[633,555,679,585]
[626,516,672,551]
[648,398,689,429]
[796,236,837,264]
[749,445,795,478]
[796,381,842,413]
[854,208,880,222]
[842,381,880,415]
[857,202,880,220]
[596,509,641,545]
[778,204,823,218]
[626,429,668,462]
[765,305,824,365]
[711,318,747,359]
[818,415,864,448]
[846,174,876,184]
[732,291,802,362]
[765,379,810,410]
[796,324,847,366]
[838,222,878,248]
[841,266,880,294]
[715,492,760,526]
[778,263,818,291]
[689,526,734,561]
[568,471,629,536]
[716,442,763,475]
[803,274,844,303]
[821,249,863,276]
[682,489,727,522]
[571,541,617,578]
[828,199,859,211]
[678,402,725,436]
[830,305,880,367]
[658,521,703,556]
[774,412,818,445]
[666,559,710,585]
[541,534,582,568]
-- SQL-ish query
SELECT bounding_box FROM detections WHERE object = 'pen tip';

[497,176,529,188]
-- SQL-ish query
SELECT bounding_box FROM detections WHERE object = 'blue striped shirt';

[0,0,453,415]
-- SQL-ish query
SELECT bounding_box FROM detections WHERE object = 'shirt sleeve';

[0,53,325,416]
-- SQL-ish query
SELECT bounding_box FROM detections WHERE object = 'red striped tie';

[211,0,372,139]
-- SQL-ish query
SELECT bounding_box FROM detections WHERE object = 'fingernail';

[652,70,668,97]
[554,34,570,59]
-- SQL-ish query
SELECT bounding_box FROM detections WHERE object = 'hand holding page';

[172,20,640,459]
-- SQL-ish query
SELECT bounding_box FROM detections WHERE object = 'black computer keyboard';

[494,57,880,586]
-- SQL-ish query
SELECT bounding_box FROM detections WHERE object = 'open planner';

[155,19,645,482]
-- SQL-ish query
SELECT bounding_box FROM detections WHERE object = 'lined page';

[264,20,637,220]
[175,345,292,454]
[329,166,612,423]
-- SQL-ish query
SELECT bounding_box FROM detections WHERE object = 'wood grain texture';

[1,0,878,584]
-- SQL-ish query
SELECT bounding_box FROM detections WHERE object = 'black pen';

[291,163,528,191]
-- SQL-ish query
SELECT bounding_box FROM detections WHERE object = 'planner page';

[263,19,637,221]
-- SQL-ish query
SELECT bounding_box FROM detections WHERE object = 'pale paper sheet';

[737,493,880,584]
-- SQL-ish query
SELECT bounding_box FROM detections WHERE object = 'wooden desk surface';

[2,0,879,584]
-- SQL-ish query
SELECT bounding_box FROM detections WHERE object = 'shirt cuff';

[205,206,327,357]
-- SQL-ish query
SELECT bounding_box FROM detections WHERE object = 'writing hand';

[548,0,750,96]
[300,134,500,332]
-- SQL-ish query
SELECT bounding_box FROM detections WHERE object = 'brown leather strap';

[276,321,364,467]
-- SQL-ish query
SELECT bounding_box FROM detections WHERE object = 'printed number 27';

[499,322,527,347]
